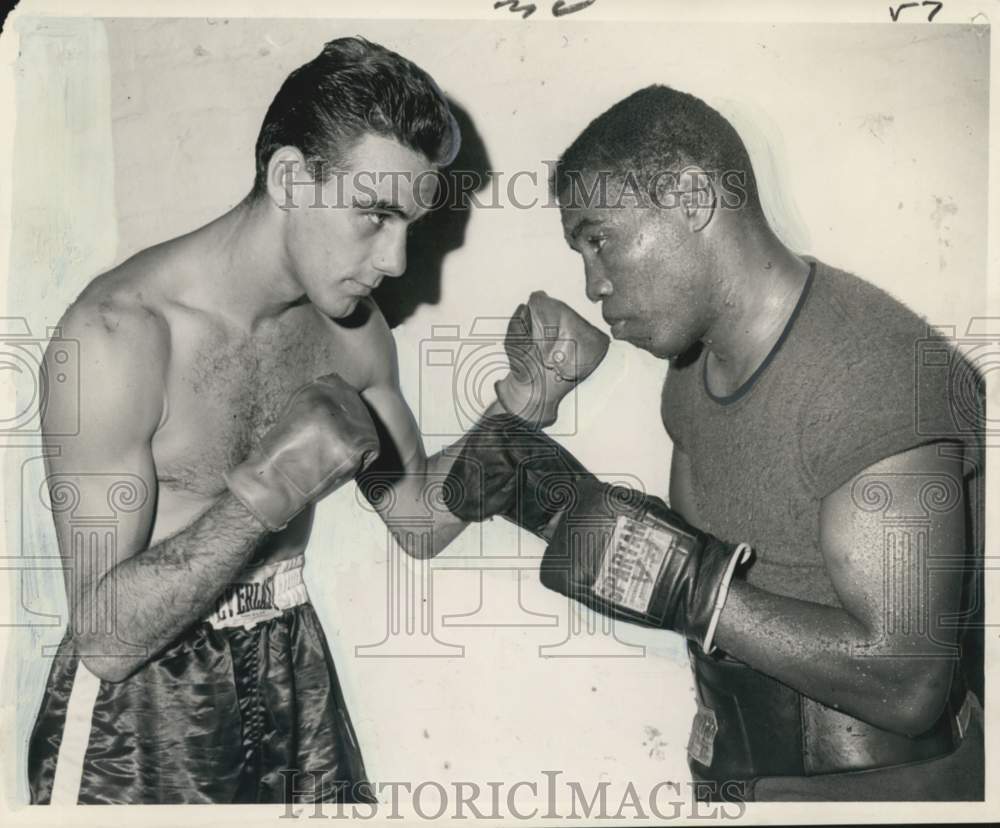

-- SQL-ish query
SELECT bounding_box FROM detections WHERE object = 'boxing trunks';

[28,555,373,804]
[686,643,983,801]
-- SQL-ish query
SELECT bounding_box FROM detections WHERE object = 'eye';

[586,235,607,253]
[365,212,388,228]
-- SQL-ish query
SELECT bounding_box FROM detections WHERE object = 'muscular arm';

[672,445,965,736]
[47,305,269,682]
[84,496,266,680]
[356,309,480,558]
[356,290,610,557]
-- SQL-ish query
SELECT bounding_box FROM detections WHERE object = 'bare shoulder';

[317,297,398,392]
[60,258,170,361]
[52,256,172,429]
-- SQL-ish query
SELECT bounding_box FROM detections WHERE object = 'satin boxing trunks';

[28,555,373,804]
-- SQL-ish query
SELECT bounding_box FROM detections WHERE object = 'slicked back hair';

[252,36,459,197]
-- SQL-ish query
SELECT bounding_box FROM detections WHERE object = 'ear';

[676,164,717,234]
[265,146,310,210]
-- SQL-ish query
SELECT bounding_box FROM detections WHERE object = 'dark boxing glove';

[444,420,750,652]
[540,478,752,654]
[445,416,590,538]
[225,373,379,531]
[444,294,608,530]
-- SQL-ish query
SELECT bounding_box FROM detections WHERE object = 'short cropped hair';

[553,85,760,212]
[252,36,459,196]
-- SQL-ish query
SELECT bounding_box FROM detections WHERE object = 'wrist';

[222,487,272,533]
[697,541,753,653]
[224,459,295,532]
[494,375,560,429]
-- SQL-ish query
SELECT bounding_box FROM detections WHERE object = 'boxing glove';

[445,417,590,537]
[495,291,609,429]
[540,478,752,654]
[225,373,380,531]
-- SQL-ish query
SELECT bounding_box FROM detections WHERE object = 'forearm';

[378,401,516,559]
[79,493,267,679]
[389,448,469,558]
[715,580,951,734]
[374,285,610,560]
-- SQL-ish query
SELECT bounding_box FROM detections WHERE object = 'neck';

[174,194,305,330]
[701,222,810,391]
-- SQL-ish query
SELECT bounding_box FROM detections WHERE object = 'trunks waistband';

[205,554,309,630]
[692,692,981,803]
[687,643,967,780]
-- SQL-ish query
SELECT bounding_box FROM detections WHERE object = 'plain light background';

[3,15,989,807]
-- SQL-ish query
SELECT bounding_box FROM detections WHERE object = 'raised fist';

[225,373,379,531]
[494,291,610,429]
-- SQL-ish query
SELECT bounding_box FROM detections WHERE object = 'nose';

[584,263,613,303]
[374,231,407,278]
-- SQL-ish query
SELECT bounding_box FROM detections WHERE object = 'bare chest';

[153,313,358,497]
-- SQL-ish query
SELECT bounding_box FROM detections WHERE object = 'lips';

[348,277,382,294]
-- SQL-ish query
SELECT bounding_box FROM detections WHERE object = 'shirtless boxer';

[447,85,984,801]
[26,36,610,805]
[28,38,608,803]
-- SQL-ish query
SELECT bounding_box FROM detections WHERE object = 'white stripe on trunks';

[50,660,101,805]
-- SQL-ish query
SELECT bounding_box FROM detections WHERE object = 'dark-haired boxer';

[29,35,614,805]
[28,36,464,806]
[446,86,984,802]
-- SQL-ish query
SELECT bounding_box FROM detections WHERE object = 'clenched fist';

[225,373,379,531]
[495,291,610,429]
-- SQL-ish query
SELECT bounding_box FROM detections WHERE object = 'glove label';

[592,514,686,615]
[687,700,718,767]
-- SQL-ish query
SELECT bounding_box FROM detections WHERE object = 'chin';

[643,337,693,361]
[647,344,677,360]
[620,329,668,358]
[315,296,360,320]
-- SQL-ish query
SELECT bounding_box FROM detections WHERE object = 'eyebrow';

[352,196,415,221]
